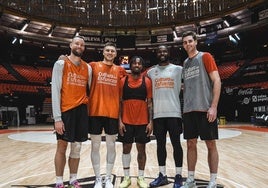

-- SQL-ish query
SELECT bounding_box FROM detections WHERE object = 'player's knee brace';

[69,142,82,159]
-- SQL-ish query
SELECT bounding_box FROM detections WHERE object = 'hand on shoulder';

[58,54,68,61]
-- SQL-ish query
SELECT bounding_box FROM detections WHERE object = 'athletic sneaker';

[119,176,131,188]
[137,176,148,188]
[173,174,183,188]
[68,180,81,188]
[181,178,196,188]
[105,176,113,188]
[94,177,103,188]
[55,183,65,188]
[149,172,168,187]
[206,181,217,188]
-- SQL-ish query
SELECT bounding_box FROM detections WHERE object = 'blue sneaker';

[173,174,183,188]
[149,172,168,187]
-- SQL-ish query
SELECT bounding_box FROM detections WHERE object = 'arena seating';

[217,60,244,80]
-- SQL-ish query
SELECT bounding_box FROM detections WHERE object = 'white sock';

[159,166,166,176]
[138,170,144,177]
[56,176,63,184]
[210,173,217,182]
[175,167,182,175]
[122,153,131,176]
[188,171,195,182]
[69,173,77,184]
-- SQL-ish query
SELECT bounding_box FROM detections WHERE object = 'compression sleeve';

[87,63,92,89]
[51,60,64,122]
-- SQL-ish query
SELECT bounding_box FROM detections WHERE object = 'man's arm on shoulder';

[58,54,68,61]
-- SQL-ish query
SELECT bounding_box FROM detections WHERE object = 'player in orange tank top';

[118,56,153,188]
[51,35,92,188]
[88,42,127,188]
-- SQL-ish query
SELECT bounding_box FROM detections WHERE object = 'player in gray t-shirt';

[147,45,184,188]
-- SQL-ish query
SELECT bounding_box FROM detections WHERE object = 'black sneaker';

[173,174,183,188]
[149,172,168,187]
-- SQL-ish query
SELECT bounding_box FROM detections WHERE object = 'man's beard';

[72,49,83,57]
[158,56,168,62]
[131,69,141,75]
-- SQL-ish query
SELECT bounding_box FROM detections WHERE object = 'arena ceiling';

[0,0,268,64]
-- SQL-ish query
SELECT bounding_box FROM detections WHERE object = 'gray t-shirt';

[147,63,183,119]
[183,52,213,113]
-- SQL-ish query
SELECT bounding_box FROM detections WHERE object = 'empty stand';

[218,60,244,80]
[12,64,52,84]
[251,56,268,64]
[0,64,17,81]
[0,83,50,95]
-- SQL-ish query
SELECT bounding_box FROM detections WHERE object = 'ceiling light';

[234,33,240,40]
[48,25,55,37]
[223,20,230,27]
[12,37,17,44]
[20,23,28,32]
[173,31,178,38]
[229,35,237,44]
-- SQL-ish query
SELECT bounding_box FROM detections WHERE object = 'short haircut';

[104,42,116,48]
[129,56,144,67]
[182,31,197,41]
[157,45,169,53]
[73,35,85,41]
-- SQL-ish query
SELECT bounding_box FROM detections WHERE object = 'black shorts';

[117,124,150,144]
[56,104,89,142]
[153,117,183,137]
[183,112,218,140]
[88,116,119,135]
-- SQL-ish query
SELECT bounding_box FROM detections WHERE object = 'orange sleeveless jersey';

[120,75,152,125]
[88,61,127,119]
[61,59,89,112]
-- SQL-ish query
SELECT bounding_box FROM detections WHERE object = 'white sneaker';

[105,176,113,188]
[206,181,217,188]
[94,177,103,188]
[182,178,196,188]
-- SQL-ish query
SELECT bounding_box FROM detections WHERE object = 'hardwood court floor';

[0,123,268,188]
